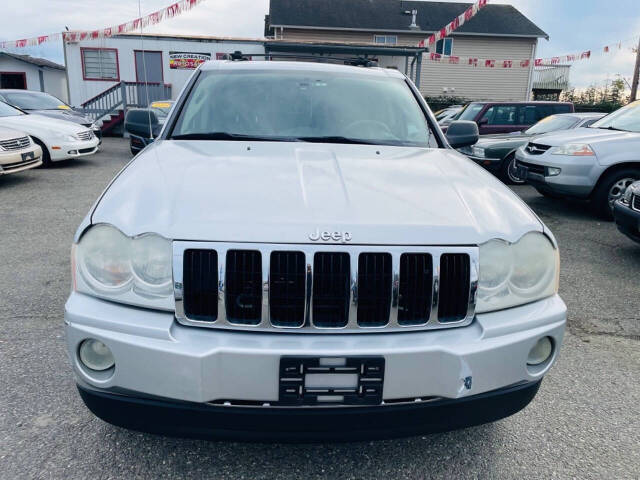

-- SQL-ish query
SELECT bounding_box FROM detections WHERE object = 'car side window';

[519,106,537,125]
[534,105,554,122]
[482,105,517,125]
[553,105,571,114]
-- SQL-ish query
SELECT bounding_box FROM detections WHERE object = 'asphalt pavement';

[0,138,638,479]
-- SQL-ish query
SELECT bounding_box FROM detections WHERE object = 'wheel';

[499,153,525,185]
[591,168,640,220]
[32,138,51,167]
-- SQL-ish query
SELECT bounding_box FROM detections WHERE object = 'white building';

[0,52,68,102]
[64,33,265,107]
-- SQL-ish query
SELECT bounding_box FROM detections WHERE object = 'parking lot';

[0,137,638,479]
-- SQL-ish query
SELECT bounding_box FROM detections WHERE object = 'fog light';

[527,337,553,366]
[79,339,115,371]
[547,167,561,176]
[68,150,77,155]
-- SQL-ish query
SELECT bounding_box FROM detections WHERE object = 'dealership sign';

[169,52,211,70]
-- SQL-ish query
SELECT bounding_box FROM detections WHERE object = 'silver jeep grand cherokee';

[65,60,566,441]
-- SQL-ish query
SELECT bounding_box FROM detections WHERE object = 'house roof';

[268,0,548,39]
[0,52,65,70]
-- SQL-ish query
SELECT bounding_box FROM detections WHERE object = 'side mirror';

[124,109,159,138]
[446,120,479,148]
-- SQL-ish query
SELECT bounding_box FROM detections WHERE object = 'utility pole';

[630,37,640,102]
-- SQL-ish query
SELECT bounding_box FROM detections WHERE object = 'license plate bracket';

[21,151,35,162]
[279,356,385,406]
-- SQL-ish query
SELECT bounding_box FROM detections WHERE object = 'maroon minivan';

[449,101,574,135]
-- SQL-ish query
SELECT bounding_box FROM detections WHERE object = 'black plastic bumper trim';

[77,380,541,442]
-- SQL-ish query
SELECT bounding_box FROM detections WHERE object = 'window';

[435,38,453,56]
[170,70,435,147]
[374,35,397,45]
[81,48,119,81]
[481,105,518,125]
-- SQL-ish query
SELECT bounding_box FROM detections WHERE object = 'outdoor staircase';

[80,81,172,135]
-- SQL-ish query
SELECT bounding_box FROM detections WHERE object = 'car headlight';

[74,224,174,310]
[477,232,559,313]
[472,146,485,158]
[551,144,594,156]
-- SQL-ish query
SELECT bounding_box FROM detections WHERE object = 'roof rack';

[222,51,379,67]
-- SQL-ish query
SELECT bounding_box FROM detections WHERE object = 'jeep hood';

[90,140,543,245]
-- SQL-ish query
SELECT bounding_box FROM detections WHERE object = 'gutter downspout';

[62,33,71,105]
[526,39,537,101]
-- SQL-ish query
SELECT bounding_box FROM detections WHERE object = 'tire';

[591,168,640,220]
[499,153,525,185]
[32,138,51,167]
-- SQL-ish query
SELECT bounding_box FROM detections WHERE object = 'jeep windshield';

[590,100,640,133]
[169,69,433,147]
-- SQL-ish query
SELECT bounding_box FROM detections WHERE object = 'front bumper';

[77,379,541,441]
[50,137,100,161]
[66,291,565,423]
[613,200,640,243]
[515,149,597,198]
[0,145,42,174]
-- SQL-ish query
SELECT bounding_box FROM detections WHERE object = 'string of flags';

[418,0,487,48]
[0,0,205,50]
[426,40,632,68]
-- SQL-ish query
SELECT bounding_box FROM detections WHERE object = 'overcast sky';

[1,0,638,90]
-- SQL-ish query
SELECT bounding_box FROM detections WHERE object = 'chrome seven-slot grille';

[173,243,478,333]
[76,130,94,141]
[0,136,30,151]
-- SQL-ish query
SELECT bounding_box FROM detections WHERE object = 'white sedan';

[0,101,99,166]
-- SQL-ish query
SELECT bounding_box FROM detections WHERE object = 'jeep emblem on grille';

[309,229,352,243]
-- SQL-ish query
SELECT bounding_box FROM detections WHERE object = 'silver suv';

[65,60,566,440]
[515,101,640,218]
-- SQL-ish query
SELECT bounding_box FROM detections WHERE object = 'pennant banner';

[0,0,205,49]
[427,41,630,68]
[419,0,487,48]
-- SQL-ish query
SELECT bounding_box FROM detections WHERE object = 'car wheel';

[32,138,51,167]
[500,154,525,185]
[592,168,640,220]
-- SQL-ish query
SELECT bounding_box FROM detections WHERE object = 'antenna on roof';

[403,9,419,29]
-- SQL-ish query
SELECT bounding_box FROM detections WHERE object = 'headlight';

[472,146,485,158]
[57,133,79,142]
[551,144,594,156]
[477,232,559,313]
[75,224,174,310]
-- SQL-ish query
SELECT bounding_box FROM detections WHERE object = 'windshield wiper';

[297,135,376,145]
[596,125,626,131]
[170,132,295,141]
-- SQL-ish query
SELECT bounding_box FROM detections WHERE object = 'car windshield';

[524,115,578,135]
[590,100,640,132]
[170,70,433,147]
[151,103,171,124]
[3,91,68,110]
[0,101,23,117]
[456,103,485,121]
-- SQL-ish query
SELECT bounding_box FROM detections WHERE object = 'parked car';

[124,100,174,155]
[448,101,574,135]
[0,126,42,175]
[0,89,103,142]
[459,113,605,184]
[435,105,463,126]
[515,100,640,218]
[0,101,99,166]
[614,180,640,243]
[66,60,565,441]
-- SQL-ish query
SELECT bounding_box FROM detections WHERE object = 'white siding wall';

[419,36,536,101]
[0,57,42,90]
[64,36,266,107]
[0,56,68,103]
[280,28,536,101]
